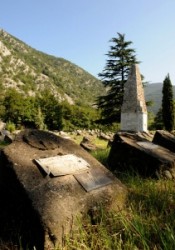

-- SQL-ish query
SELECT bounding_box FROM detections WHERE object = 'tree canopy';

[0,88,63,130]
[0,88,102,131]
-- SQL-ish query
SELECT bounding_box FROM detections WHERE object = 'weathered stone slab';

[0,129,127,249]
[153,130,175,153]
[35,154,90,176]
[80,136,98,152]
[74,168,113,192]
[137,141,159,149]
[108,132,175,178]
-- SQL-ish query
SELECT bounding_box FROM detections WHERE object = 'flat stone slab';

[74,168,113,192]
[0,129,127,249]
[137,141,159,149]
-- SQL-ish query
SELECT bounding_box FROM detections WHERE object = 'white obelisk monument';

[121,64,147,132]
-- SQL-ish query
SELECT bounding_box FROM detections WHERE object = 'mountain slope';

[0,29,105,106]
[2,29,173,117]
[144,83,175,115]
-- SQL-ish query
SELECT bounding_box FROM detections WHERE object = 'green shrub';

[6,121,16,132]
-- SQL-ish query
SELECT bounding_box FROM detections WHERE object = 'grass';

[92,137,108,149]
[91,148,110,166]
[1,139,175,249]
[61,175,175,250]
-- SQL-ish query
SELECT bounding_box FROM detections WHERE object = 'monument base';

[121,112,147,132]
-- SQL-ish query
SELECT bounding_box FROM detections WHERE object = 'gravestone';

[0,129,127,249]
[80,136,98,152]
[153,130,175,153]
[121,64,147,132]
[108,132,175,179]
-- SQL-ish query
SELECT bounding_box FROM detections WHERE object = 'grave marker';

[35,154,90,176]
[74,168,113,192]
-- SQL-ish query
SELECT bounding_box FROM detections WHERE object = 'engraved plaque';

[35,154,90,176]
[74,168,113,192]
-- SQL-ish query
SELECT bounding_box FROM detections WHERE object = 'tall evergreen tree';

[97,33,139,124]
[162,74,174,131]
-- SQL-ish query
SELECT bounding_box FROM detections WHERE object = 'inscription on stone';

[35,154,90,176]
[74,168,113,192]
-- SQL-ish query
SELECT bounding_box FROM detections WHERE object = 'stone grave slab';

[153,130,175,152]
[137,141,159,149]
[0,129,127,249]
[108,132,175,178]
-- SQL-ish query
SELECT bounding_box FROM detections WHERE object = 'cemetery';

[0,65,175,249]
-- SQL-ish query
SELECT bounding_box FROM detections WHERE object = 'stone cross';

[121,64,147,132]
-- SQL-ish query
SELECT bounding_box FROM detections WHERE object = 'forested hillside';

[0,29,107,130]
[0,29,105,106]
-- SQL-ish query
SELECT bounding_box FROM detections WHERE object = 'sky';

[1,0,175,84]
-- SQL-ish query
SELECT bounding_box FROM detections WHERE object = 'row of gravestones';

[0,121,114,149]
[58,129,114,142]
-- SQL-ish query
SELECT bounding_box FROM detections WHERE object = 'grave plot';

[108,132,175,179]
[0,129,127,249]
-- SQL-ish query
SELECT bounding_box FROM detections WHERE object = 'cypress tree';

[97,33,139,124]
[162,74,174,131]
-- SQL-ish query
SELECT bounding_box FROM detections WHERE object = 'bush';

[6,121,16,132]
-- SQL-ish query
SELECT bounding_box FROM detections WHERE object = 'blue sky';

[1,0,175,84]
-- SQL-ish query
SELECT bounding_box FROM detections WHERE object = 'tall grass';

[91,148,110,166]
